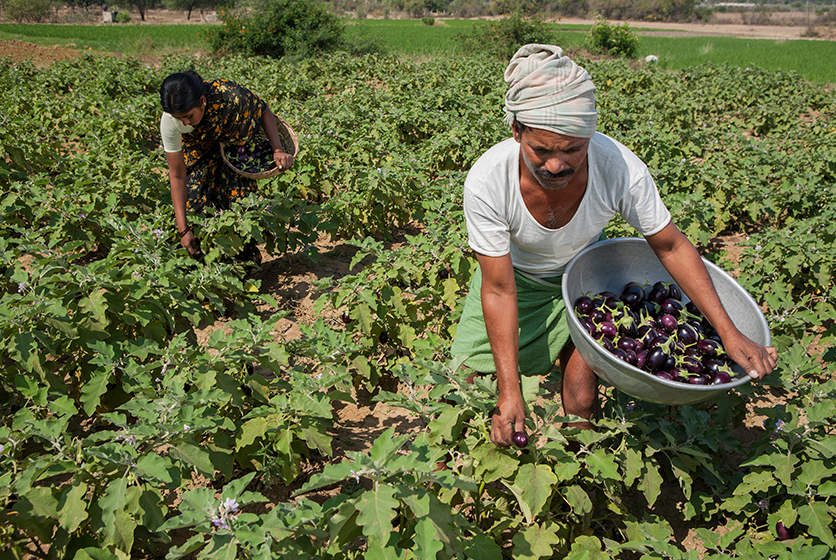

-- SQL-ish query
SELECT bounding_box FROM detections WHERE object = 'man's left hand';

[722,331,778,381]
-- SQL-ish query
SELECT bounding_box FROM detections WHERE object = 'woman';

[159,71,294,259]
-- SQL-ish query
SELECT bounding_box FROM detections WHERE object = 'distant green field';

[636,35,836,84]
[0,23,208,57]
[344,18,588,55]
[347,19,836,84]
[1,19,834,83]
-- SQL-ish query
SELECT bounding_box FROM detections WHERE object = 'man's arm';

[476,252,527,446]
[645,222,777,379]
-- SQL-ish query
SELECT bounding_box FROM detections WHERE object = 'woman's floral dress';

[181,79,267,212]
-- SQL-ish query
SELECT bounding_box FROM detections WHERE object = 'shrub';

[207,0,345,59]
[584,15,640,58]
[448,0,487,18]
[454,10,557,61]
[114,11,131,22]
[422,15,435,25]
[3,0,54,22]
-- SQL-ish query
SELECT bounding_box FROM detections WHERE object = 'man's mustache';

[536,167,574,180]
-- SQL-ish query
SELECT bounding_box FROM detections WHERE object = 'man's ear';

[512,119,522,143]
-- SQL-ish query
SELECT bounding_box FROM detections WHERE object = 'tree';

[124,0,153,21]
[208,0,345,58]
[164,0,221,20]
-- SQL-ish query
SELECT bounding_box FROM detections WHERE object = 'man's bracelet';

[179,226,191,238]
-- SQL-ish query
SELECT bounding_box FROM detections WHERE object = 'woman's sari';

[181,79,267,212]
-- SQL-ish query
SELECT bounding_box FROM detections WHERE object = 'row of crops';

[1,50,835,559]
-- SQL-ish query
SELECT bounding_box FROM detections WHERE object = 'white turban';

[503,44,598,139]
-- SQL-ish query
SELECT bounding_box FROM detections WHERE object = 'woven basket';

[220,117,299,180]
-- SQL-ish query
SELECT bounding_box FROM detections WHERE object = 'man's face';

[513,122,590,191]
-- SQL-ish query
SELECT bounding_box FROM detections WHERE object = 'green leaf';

[99,476,129,537]
[796,460,831,488]
[585,449,619,481]
[355,483,399,544]
[511,522,561,560]
[414,516,444,559]
[471,444,518,483]
[773,453,798,486]
[798,502,835,547]
[236,415,272,450]
[135,453,177,486]
[103,506,136,552]
[57,481,88,533]
[623,447,642,487]
[198,534,237,560]
[367,428,410,465]
[505,464,558,524]
[563,484,592,516]
[137,487,167,532]
[462,534,503,560]
[638,462,663,508]
[817,481,836,497]
[73,548,121,560]
[170,441,215,477]
[808,436,836,459]
[298,461,358,493]
[569,535,608,560]
[80,369,111,416]
[11,331,44,375]
[365,533,408,560]
[733,470,775,495]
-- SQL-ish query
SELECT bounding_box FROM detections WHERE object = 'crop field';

[0,44,835,560]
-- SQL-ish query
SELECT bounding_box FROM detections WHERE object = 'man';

[451,44,777,447]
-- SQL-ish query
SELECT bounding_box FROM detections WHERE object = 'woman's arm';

[165,151,200,256]
[261,108,294,172]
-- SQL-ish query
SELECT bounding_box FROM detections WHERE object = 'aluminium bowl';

[561,237,771,406]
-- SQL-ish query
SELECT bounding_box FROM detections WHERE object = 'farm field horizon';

[0,11,835,560]
[1,13,836,83]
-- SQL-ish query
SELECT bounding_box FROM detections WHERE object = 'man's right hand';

[180,230,201,257]
[491,390,527,447]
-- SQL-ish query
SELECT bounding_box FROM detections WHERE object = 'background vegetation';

[2,13,836,83]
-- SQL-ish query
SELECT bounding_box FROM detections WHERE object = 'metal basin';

[561,237,771,405]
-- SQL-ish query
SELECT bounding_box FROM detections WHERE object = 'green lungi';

[450,266,571,376]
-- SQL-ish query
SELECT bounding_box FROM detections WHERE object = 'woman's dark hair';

[159,71,206,114]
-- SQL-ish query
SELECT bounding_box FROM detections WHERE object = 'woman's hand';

[180,229,201,257]
[273,149,294,172]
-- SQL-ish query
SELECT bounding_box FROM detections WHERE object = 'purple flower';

[221,497,239,513]
[757,499,769,512]
[211,518,229,529]
[17,282,27,293]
